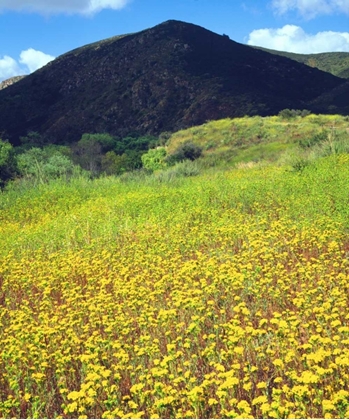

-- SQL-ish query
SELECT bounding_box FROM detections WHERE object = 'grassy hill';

[165,113,349,168]
[1,115,349,418]
[254,47,349,79]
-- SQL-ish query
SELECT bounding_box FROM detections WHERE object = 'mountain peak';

[0,21,345,145]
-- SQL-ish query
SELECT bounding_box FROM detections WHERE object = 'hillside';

[0,20,345,146]
[310,80,349,115]
[165,113,349,167]
[0,75,26,90]
[254,47,349,79]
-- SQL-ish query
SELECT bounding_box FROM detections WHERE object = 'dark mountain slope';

[0,20,345,145]
[253,47,349,79]
[310,80,349,115]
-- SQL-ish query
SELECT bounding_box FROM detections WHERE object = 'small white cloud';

[0,55,21,81]
[0,49,55,82]
[272,0,349,18]
[0,0,130,15]
[247,25,349,53]
[19,48,55,73]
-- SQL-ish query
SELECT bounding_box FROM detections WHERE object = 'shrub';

[166,142,203,165]
[279,109,311,119]
[141,147,167,172]
[153,160,200,183]
[298,131,328,148]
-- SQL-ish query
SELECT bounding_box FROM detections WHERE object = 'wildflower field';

[1,155,349,418]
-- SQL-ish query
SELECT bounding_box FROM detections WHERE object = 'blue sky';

[0,0,349,81]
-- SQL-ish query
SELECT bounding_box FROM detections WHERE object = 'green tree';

[0,139,17,187]
[101,151,129,175]
[17,147,76,184]
[73,136,103,176]
[19,131,45,150]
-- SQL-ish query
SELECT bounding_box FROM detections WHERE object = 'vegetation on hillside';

[1,112,348,189]
[254,48,349,79]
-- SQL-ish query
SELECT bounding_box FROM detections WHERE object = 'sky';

[0,0,349,82]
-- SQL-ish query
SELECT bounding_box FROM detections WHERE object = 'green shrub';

[279,109,311,119]
[166,142,203,165]
[141,147,167,172]
[153,160,200,183]
[298,131,328,148]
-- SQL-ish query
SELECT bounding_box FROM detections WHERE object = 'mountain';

[0,20,346,146]
[0,75,26,90]
[310,80,349,115]
[253,47,349,79]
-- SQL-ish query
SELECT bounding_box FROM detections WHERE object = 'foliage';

[166,114,349,169]
[278,109,311,119]
[152,160,200,182]
[255,47,349,79]
[298,130,328,148]
[166,141,203,165]
[141,147,167,172]
[17,147,77,184]
[0,139,17,187]
[19,131,45,149]
[73,133,157,176]
[112,135,158,155]
[78,133,117,153]
[72,135,104,176]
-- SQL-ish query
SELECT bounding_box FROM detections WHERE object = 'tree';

[17,147,76,184]
[0,139,17,187]
[73,136,103,176]
[101,151,129,175]
[19,131,45,150]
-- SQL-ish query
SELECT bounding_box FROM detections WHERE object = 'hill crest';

[0,20,345,145]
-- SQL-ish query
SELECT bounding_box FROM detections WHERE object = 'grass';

[166,114,349,168]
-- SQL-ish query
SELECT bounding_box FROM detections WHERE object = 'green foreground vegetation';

[1,113,349,418]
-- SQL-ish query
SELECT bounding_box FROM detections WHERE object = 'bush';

[279,109,311,119]
[166,142,203,165]
[298,131,328,148]
[141,147,167,172]
[153,160,200,183]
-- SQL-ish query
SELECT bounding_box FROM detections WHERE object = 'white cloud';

[0,49,55,82]
[272,0,349,18]
[19,48,55,73]
[0,55,21,81]
[247,25,349,53]
[0,0,130,15]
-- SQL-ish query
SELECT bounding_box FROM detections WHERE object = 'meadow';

[1,129,349,417]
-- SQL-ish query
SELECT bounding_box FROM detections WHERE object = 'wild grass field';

[1,117,349,418]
